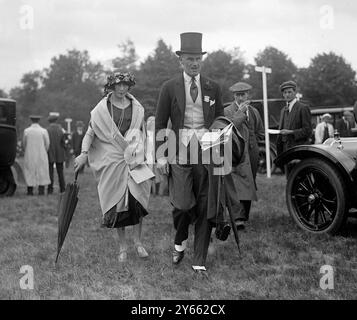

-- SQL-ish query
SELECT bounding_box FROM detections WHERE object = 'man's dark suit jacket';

[155,74,224,157]
[47,123,66,163]
[276,101,312,155]
[335,118,352,137]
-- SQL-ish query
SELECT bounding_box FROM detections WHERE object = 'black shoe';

[235,220,246,230]
[47,188,53,195]
[172,249,185,265]
[27,187,34,196]
[215,223,231,241]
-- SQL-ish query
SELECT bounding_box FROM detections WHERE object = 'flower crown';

[105,72,136,90]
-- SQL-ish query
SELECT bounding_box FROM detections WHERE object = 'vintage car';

[0,98,17,196]
[275,135,357,234]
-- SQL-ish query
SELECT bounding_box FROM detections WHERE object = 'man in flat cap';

[47,112,66,194]
[23,115,51,195]
[155,32,224,276]
[224,82,264,229]
[276,81,312,174]
[314,113,334,144]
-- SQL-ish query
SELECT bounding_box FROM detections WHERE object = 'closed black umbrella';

[217,175,241,255]
[55,172,79,263]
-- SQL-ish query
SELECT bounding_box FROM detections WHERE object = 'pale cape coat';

[23,123,51,186]
[88,94,151,215]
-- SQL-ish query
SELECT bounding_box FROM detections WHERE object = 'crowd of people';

[22,113,85,196]
[71,32,318,276]
[21,32,357,277]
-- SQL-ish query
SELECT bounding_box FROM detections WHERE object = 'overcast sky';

[1,0,356,91]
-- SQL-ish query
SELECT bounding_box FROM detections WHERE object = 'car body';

[275,136,357,234]
[0,98,17,196]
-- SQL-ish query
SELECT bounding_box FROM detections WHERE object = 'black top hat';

[175,32,207,56]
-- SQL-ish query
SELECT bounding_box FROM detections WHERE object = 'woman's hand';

[74,153,88,173]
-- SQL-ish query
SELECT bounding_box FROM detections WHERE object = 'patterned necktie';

[190,76,198,103]
[285,102,290,113]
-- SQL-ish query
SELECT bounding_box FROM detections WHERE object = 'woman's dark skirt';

[101,192,148,228]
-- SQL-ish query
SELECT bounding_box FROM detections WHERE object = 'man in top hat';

[224,82,264,229]
[276,81,312,169]
[23,115,51,195]
[46,112,66,194]
[315,113,334,144]
[155,32,225,275]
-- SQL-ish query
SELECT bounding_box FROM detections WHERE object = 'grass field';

[1,166,357,300]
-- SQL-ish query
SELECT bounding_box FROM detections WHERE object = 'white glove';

[74,153,88,173]
[156,157,169,176]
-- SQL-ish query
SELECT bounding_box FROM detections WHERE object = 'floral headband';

[105,72,136,90]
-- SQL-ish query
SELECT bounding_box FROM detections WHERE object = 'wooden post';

[255,66,272,178]
[65,118,72,133]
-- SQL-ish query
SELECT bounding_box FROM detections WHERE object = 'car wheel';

[258,146,276,174]
[286,158,347,235]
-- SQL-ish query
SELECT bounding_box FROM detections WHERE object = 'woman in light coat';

[74,72,152,263]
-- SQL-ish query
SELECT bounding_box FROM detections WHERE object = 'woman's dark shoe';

[172,249,184,265]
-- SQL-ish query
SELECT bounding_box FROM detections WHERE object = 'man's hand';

[238,100,250,113]
[280,129,294,135]
[156,157,169,176]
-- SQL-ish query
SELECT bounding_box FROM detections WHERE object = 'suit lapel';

[174,75,186,122]
[288,101,299,129]
[200,76,212,126]
[279,108,285,130]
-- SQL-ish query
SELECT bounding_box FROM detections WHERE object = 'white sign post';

[64,118,72,133]
[255,66,272,178]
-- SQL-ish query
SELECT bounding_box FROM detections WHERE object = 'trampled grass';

[0,166,356,300]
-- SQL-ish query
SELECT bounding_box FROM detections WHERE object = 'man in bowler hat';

[276,81,312,175]
[155,32,224,275]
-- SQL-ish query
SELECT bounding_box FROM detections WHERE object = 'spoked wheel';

[286,158,347,234]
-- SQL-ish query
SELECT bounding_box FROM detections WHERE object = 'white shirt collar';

[288,98,297,112]
[183,72,200,84]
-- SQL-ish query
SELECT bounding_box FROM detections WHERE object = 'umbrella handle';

[74,171,79,183]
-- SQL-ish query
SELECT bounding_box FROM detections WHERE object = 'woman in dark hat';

[74,71,152,263]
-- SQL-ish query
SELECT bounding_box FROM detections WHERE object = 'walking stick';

[222,176,241,255]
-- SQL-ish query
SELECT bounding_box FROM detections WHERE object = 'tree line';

[1,39,357,135]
